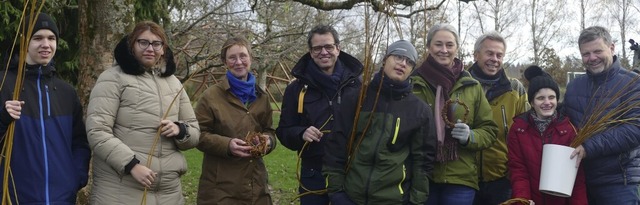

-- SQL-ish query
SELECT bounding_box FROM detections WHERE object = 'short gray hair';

[474,32,506,54]
[578,26,612,46]
[426,24,459,48]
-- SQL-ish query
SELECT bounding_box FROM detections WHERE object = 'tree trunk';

[76,0,134,204]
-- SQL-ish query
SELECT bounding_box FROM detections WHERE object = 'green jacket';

[478,81,530,182]
[323,75,437,205]
[470,67,529,182]
[410,71,498,190]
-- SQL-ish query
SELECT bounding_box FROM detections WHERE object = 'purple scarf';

[415,54,464,162]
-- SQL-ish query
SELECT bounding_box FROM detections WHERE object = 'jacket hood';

[291,51,363,85]
[113,36,176,77]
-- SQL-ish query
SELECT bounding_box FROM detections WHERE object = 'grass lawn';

[181,107,300,204]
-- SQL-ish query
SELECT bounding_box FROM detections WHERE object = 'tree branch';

[279,0,448,18]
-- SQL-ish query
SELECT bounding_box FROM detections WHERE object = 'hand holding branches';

[159,120,179,137]
[131,164,157,188]
[4,101,25,120]
[228,132,270,158]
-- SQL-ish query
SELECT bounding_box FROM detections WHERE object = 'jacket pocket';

[387,117,406,152]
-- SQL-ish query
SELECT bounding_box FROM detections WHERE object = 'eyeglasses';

[311,44,337,54]
[227,55,250,64]
[391,54,416,67]
[136,39,164,51]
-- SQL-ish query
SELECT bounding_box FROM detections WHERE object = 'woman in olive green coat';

[410,24,498,205]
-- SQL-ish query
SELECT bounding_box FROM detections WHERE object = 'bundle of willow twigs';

[244,131,268,157]
[500,198,531,205]
[570,74,640,148]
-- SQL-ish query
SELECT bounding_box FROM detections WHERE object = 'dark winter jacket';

[323,73,437,205]
[0,56,90,204]
[564,56,640,186]
[508,110,587,205]
[276,51,363,170]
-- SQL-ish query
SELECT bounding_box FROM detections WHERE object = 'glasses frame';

[310,43,337,54]
[136,39,164,51]
[390,54,416,67]
[226,54,250,64]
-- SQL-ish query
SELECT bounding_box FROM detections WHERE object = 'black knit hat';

[524,65,559,103]
[23,13,59,39]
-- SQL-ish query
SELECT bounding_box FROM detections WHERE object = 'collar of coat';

[114,36,176,77]
[469,62,513,101]
[586,55,624,83]
[290,51,363,87]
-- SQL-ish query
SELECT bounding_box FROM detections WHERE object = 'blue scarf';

[227,70,257,104]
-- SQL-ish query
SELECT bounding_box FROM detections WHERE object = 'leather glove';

[451,119,470,144]
[330,192,357,205]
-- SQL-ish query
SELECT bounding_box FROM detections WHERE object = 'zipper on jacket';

[151,73,164,192]
[391,117,400,144]
[333,78,355,105]
[45,85,51,117]
[501,105,508,143]
[37,67,51,204]
[364,107,391,205]
[398,165,406,195]
[452,92,461,113]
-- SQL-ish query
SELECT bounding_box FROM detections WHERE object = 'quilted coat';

[86,37,200,205]
[564,56,640,186]
[508,110,587,205]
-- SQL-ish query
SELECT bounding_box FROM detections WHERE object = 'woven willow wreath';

[441,99,470,127]
[244,131,269,157]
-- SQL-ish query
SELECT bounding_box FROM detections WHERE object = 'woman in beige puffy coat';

[194,37,276,205]
[86,21,200,205]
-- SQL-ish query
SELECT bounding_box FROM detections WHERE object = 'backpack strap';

[297,84,308,113]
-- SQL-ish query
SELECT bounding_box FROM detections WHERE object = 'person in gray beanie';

[0,12,90,205]
[385,39,418,68]
[323,39,437,204]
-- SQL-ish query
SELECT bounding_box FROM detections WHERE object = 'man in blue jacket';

[276,25,363,205]
[0,13,90,205]
[567,26,640,205]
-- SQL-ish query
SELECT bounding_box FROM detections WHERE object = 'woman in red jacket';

[507,65,587,205]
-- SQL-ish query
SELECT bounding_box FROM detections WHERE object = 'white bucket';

[539,144,578,197]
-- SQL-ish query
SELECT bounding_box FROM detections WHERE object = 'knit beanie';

[23,13,59,39]
[524,65,559,103]
[385,40,418,65]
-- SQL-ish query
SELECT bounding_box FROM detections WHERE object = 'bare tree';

[276,0,448,17]
[580,0,611,30]
[607,0,635,68]
[527,0,567,65]
[77,0,134,108]
[76,1,135,203]
[470,0,525,64]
